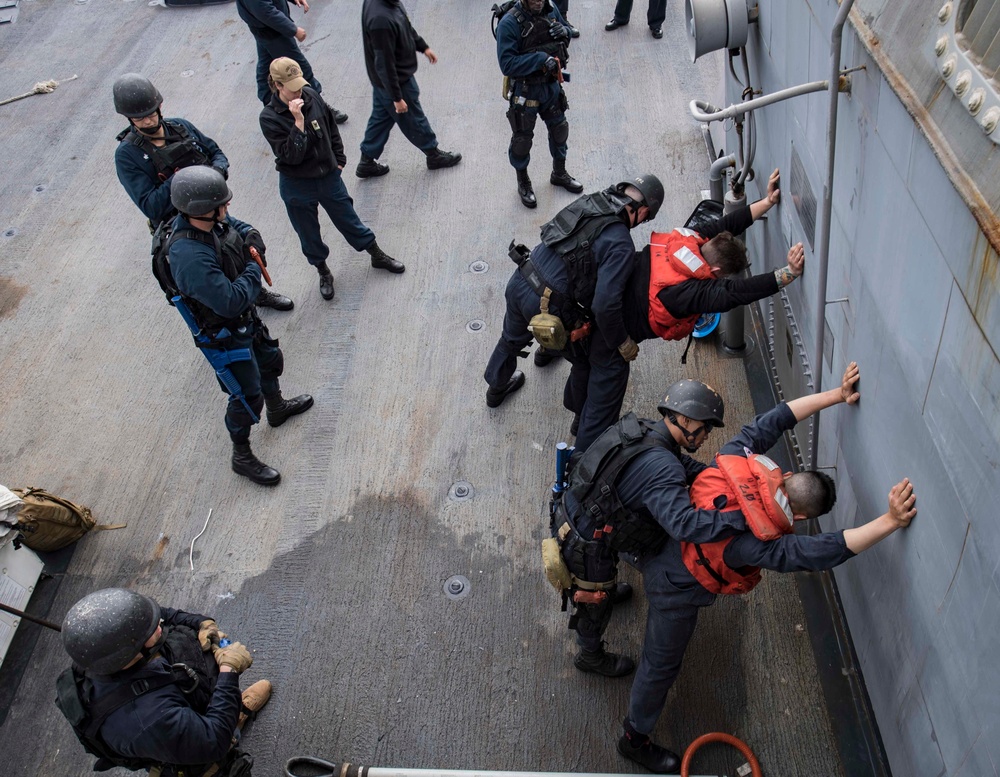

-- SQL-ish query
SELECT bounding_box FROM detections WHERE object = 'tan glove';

[213,641,253,673]
[197,620,228,652]
[618,337,639,362]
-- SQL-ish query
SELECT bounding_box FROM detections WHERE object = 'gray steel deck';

[0,0,843,774]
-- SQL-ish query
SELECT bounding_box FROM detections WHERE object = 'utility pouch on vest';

[541,537,572,592]
[529,313,567,350]
[13,487,125,552]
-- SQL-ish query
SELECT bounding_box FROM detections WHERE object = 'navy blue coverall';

[236,0,322,105]
[625,403,855,736]
[114,119,228,226]
[496,3,571,170]
[360,0,440,159]
[484,216,638,451]
[168,214,285,443]
[92,607,242,776]
[260,87,375,267]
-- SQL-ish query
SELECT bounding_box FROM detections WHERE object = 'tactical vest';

[54,625,217,773]
[495,0,568,79]
[539,189,630,312]
[565,413,673,556]
[116,121,210,181]
[152,220,254,336]
[681,450,795,595]
[647,228,715,340]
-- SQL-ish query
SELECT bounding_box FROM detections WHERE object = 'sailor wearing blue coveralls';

[235,0,347,121]
[260,58,404,302]
[496,0,583,208]
[355,0,462,178]
[483,174,663,453]
[57,588,271,777]
[601,366,916,773]
[166,167,313,486]
[552,379,738,684]
[112,73,294,312]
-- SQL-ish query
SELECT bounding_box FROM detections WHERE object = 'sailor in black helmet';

[55,587,270,776]
[482,173,663,452]
[165,166,313,486]
[112,73,294,312]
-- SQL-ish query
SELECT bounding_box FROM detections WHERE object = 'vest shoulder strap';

[568,414,667,515]
[83,669,179,739]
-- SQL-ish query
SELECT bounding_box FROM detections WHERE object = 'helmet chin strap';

[133,109,163,136]
[666,410,705,451]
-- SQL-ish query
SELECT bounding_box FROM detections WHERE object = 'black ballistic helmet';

[113,73,163,118]
[617,173,664,220]
[658,379,725,427]
[62,588,161,675]
[170,166,233,216]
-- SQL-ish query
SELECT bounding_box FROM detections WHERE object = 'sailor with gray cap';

[112,72,294,312]
[482,174,663,451]
[165,166,314,486]
[260,57,404,301]
[55,587,271,776]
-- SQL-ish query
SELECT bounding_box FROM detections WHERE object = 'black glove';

[548,20,569,41]
[212,165,229,181]
[543,57,560,77]
[244,229,267,266]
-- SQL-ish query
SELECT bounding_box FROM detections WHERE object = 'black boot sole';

[267,396,315,428]
[371,260,406,274]
[232,464,281,486]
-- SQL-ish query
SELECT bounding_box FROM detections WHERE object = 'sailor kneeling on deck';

[56,588,270,777]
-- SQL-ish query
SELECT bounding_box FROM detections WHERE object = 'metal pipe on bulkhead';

[810,0,857,470]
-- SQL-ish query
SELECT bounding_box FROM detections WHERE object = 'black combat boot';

[333,108,349,124]
[231,443,281,486]
[264,392,314,428]
[316,261,335,300]
[517,168,537,209]
[533,346,559,366]
[550,158,584,193]
[356,155,389,178]
[486,370,526,408]
[574,642,635,677]
[425,147,463,170]
[610,582,633,604]
[617,719,681,774]
[367,241,405,273]
[256,288,294,311]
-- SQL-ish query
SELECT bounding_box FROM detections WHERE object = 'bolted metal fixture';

[3,229,16,238]
[448,481,475,502]
[444,575,471,600]
[955,70,972,96]
[969,88,986,115]
[466,319,485,333]
[469,260,489,274]
[685,0,754,63]
[34,185,45,193]
[981,106,1000,134]
[938,1,952,23]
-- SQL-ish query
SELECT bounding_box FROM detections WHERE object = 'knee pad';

[550,119,569,146]
[511,131,534,158]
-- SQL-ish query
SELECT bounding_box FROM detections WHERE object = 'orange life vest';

[681,450,795,595]
[647,229,715,340]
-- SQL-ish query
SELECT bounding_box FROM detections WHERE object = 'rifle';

[172,296,259,422]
